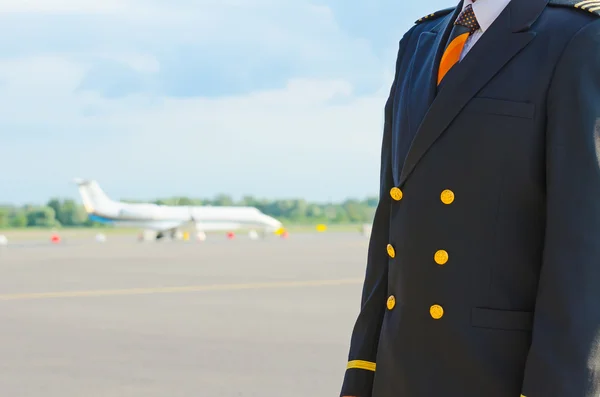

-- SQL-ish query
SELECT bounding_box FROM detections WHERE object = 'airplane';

[74,178,285,240]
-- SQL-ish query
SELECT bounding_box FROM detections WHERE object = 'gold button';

[390,187,403,201]
[434,250,449,265]
[387,244,396,258]
[387,295,396,310]
[430,304,444,319]
[441,189,455,204]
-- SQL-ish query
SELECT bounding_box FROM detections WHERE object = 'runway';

[0,232,369,397]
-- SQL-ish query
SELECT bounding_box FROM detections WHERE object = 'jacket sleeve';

[339,34,409,397]
[520,19,600,397]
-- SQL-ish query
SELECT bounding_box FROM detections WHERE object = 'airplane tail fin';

[73,178,116,214]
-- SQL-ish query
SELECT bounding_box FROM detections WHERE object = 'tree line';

[0,195,378,229]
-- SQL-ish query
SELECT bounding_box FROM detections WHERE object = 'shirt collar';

[461,0,512,33]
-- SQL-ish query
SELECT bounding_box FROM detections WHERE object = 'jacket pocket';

[465,97,535,119]
[471,308,533,331]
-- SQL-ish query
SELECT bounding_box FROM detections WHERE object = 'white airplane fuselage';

[74,179,284,236]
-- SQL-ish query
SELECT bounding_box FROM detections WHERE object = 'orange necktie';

[437,3,480,85]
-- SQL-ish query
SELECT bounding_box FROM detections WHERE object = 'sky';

[0,0,455,205]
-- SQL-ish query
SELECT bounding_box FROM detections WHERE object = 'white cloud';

[0,56,88,123]
[0,0,128,14]
[87,53,160,74]
[0,0,406,203]
[0,55,389,202]
[0,0,197,24]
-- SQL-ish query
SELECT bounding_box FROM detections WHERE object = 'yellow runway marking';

[0,278,363,301]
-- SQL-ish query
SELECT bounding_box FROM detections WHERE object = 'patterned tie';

[437,3,480,85]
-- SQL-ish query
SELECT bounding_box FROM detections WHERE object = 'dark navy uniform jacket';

[340,0,600,396]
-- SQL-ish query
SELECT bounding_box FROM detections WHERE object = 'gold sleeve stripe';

[347,360,376,372]
[575,0,600,12]
[575,0,598,7]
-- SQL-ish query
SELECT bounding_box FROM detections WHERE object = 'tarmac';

[0,232,370,397]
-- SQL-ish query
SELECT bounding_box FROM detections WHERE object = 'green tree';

[26,207,58,227]
[47,198,87,226]
[343,199,367,223]
[4,192,380,229]
[0,208,10,228]
[9,210,27,228]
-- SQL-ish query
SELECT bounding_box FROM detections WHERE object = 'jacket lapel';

[393,8,459,184]
[405,9,459,141]
[398,0,546,186]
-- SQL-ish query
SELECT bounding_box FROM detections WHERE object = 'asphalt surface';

[0,232,370,397]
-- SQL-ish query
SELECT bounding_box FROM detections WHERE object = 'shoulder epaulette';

[415,7,456,24]
[548,0,600,17]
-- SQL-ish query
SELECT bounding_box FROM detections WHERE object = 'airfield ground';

[0,231,369,397]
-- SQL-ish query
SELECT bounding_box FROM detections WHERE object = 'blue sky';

[0,0,455,205]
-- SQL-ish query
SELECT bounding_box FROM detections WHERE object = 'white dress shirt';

[459,0,512,60]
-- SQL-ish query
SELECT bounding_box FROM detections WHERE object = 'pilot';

[340,0,600,396]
